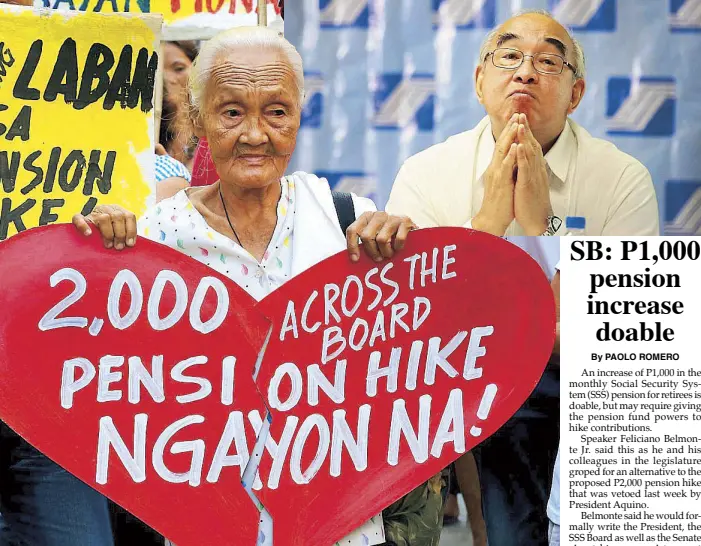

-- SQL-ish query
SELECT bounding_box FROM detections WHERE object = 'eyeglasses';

[485,47,576,76]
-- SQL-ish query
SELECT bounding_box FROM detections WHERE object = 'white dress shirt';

[387,116,659,236]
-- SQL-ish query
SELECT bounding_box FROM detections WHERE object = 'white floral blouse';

[139,178,295,302]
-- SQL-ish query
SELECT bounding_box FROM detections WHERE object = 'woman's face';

[164,43,193,101]
[197,46,301,190]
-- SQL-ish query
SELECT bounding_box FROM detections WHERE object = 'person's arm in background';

[156,177,189,202]
[454,453,487,546]
[602,162,660,235]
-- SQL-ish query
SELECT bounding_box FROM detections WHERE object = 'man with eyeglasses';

[385,9,659,546]
[386,10,659,237]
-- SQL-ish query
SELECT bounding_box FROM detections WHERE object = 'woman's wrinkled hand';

[72,205,137,250]
[346,212,418,263]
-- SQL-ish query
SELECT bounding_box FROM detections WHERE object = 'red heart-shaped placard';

[0,226,555,546]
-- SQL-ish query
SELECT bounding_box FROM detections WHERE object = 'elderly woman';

[74,26,446,546]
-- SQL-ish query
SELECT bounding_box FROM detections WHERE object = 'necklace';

[217,180,284,257]
[218,185,243,247]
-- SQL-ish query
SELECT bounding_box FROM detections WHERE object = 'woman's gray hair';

[477,9,586,79]
[188,26,305,122]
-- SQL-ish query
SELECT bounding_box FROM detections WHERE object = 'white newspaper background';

[560,236,701,545]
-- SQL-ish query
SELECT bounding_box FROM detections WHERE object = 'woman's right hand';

[72,205,138,250]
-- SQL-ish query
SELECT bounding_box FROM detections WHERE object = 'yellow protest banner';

[0,6,161,241]
[41,0,282,40]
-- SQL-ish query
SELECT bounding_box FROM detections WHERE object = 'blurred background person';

[160,40,199,172]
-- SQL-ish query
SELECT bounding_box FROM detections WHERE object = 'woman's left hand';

[346,212,418,263]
